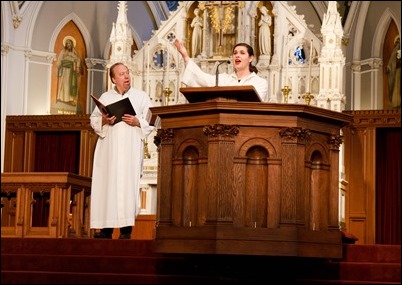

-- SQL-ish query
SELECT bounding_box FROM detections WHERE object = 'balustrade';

[1,172,91,238]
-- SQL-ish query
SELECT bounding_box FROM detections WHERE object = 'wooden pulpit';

[150,86,352,258]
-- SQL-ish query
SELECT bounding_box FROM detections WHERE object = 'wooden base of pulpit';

[154,226,344,257]
[150,87,352,258]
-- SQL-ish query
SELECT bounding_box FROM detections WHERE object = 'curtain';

[32,131,80,226]
[34,131,80,173]
[376,127,401,244]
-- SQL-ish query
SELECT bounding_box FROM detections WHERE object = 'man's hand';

[122,114,140,127]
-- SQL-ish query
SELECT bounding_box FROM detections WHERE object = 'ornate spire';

[109,1,133,64]
[318,1,346,111]
[321,1,343,38]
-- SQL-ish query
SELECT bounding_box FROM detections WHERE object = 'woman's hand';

[174,38,190,64]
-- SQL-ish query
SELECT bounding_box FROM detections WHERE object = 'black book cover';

[91,95,136,125]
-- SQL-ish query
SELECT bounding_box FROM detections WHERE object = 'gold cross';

[199,1,244,55]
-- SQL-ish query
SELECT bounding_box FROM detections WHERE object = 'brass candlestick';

[217,45,223,56]
[213,45,224,59]
[281,85,292,103]
[143,138,151,159]
[163,87,172,106]
[302,92,314,105]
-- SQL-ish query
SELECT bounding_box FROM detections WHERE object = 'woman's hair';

[233,43,259,74]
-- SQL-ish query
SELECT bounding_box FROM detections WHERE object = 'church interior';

[1,1,401,284]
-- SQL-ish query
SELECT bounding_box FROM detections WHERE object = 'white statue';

[191,8,203,57]
[258,6,272,56]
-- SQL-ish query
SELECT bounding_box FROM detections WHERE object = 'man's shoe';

[119,234,131,239]
[94,232,112,239]
[119,226,132,239]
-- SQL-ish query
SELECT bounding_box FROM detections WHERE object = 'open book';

[91,94,136,125]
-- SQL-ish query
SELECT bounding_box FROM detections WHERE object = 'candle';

[285,35,289,85]
[146,42,150,93]
[307,39,313,93]
[165,45,170,88]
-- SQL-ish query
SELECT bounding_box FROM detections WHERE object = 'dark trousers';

[100,226,132,236]
[119,226,132,235]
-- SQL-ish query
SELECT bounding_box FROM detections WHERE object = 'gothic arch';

[372,9,400,109]
[372,8,401,58]
[1,2,10,42]
[50,19,88,114]
[352,2,370,61]
[50,13,92,57]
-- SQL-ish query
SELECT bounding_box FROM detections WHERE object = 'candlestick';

[281,85,291,104]
[143,137,151,159]
[302,92,314,105]
[163,87,172,106]
[307,39,313,93]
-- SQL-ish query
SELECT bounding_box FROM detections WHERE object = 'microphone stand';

[215,60,231,87]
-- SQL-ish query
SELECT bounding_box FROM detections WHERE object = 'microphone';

[215,60,231,87]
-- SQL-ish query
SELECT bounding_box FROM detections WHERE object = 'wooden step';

[341,244,401,263]
[1,238,400,284]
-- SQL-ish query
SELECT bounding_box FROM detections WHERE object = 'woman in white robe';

[90,62,154,239]
[174,38,269,102]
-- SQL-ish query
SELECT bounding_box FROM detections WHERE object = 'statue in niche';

[191,8,203,57]
[294,45,306,64]
[56,36,82,106]
[386,36,401,108]
[258,6,272,56]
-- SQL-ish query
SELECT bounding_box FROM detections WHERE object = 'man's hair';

[109,62,126,81]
